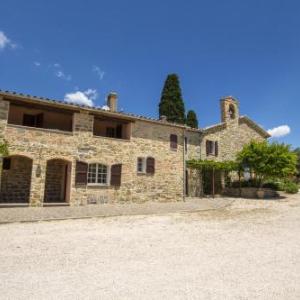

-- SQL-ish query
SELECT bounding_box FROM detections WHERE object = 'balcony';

[7,102,73,133]
[93,116,131,140]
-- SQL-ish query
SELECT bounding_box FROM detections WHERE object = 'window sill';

[137,171,146,175]
[207,153,217,157]
[86,184,111,189]
[93,135,130,142]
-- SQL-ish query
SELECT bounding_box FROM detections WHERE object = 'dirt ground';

[0,194,300,299]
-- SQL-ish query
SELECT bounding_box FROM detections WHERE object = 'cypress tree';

[159,74,186,124]
[186,110,198,128]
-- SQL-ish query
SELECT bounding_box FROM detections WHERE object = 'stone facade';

[187,97,269,197]
[0,91,269,205]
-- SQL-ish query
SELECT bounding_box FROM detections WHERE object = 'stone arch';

[44,158,72,203]
[0,155,33,203]
[228,104,236,119]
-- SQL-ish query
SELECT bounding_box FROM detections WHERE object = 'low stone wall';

[223,187,279,199]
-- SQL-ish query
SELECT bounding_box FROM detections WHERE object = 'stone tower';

[220,96,239,124]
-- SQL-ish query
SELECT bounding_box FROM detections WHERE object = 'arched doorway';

[0,155,33,203]
[44,159,71,204]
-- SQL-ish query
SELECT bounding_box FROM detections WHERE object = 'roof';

[0,89,201,132]
[203,116,270,138]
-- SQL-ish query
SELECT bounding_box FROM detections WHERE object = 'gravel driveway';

[0,194,300,299]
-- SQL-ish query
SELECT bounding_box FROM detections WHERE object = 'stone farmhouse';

[0,90,270,206]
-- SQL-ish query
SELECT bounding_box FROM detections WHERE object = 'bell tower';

[220,96,239,124]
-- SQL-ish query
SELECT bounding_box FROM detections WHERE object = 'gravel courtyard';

[1,195,300,299]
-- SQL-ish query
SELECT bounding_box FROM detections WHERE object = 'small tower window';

[228,104,236,119]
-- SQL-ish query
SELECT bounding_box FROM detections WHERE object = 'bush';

[262,180,281,190]
[230,179,259,188]
[283,181,299,194]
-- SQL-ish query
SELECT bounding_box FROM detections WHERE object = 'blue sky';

[0,0,299,147]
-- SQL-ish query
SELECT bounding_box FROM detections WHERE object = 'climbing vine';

[187,159,240,172]
[0,140,9,157]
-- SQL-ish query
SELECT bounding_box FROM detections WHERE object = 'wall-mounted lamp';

[36,164,41,178]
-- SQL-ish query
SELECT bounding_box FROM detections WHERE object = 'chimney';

[107,92,118,112]
[160,115,167,122]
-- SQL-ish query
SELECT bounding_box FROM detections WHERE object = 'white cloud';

[34,61,41,67]
[64,89,98,106]
[267,125,291,138]
[101,105,110,110]
[0,31,16,50]
[93,65,105,80]
[55,70,72,81]
[53,63,61,68]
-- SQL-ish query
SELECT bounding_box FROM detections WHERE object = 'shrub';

[262,180,282,190]
[283,181,299,194]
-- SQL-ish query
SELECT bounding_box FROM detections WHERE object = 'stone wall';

[1,98,185,206]
[186,116,266,197]
[202,120,265,162]
[0,155,33,203]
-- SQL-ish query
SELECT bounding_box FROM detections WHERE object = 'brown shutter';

[170,134,178,149]
[36,113,44,128]
[146,157,155,174]
[206,140,210,156]
[215,141,219,156]
[75,161,88,185]
[3,157,11,170]
[111,164,122,186]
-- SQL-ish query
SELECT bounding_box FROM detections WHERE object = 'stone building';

[0,90,269,206]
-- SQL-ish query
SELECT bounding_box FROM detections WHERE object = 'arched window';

[228,104,236,119]
[88,163,108,185]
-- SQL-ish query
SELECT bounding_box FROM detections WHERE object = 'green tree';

[159,74,185,124]
[237,141,297,187]
[293,147,300,179]
[186,110,198,128]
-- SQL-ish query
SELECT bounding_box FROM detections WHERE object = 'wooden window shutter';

[111,164,122,186]
[206,140,210,156]
[215,141,219,156]
[170,134,178,149]
[3,157,11,170]
[146,157,155,174]
[75,161,88,185]
[36,113,44,128]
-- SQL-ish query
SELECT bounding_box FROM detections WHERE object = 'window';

[137,157,146,173]
[106,127,115,138]
[88,163,108,185]
[137,157,155,175]
[170,134,178,150]
[206,140,219,156]
[22,113,44,128]
[2,157,11,170]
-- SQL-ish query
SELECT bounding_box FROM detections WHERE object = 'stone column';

[0,96,9,137]
[0,97,9,195]
[73,111,94,137]
[29,160,47,207]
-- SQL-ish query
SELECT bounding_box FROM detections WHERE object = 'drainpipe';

[183,128,186,201]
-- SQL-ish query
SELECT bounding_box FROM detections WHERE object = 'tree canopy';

[159,74,186,124]
[237,141,297,185]
[293,148,300,178]
[186,110,198,128]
